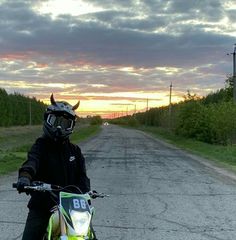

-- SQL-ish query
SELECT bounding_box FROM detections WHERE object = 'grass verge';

[136,126,236,172]
[70,124,101,143]
[0,152,27,175]
[0,124,101,176]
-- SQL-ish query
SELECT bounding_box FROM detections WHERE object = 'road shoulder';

[138,129,236,182]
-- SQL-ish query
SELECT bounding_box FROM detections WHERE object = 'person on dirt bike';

[16,94,91,240]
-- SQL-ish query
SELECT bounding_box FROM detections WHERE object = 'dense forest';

[111,77,236,145]
[0,88,47,126]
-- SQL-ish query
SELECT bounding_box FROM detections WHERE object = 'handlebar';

[12,182,58,192]
[12,181,108,199]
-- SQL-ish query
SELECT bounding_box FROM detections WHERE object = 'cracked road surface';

[1,125,236,239]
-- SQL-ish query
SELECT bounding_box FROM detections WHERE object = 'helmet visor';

[47,114,74,130]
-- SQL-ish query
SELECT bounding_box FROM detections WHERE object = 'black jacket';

[19,135,90,212]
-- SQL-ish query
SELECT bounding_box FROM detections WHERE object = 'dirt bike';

[13,181,108,240]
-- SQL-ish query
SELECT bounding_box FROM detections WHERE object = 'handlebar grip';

[12,183,17,188]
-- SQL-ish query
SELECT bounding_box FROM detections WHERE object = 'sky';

[0,0,236,118]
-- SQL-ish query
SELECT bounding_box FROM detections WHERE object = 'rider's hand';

[91,190,98,199]
[16,176,31,193]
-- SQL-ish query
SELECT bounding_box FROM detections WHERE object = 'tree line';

[111,77,236,145]
[0,88,47,126]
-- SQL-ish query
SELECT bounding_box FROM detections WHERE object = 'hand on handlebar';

[16,176,31,194]
[89,190,109,199]
[90,190,98,199]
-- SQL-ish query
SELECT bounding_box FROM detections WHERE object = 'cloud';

[0,0,233,68]
[0,0,235,114]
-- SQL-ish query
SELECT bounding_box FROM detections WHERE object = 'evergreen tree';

[0,88,47,127]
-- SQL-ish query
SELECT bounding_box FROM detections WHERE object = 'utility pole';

[29,100,32,126]
[169,82,173,130]
[169,82,172,115]
[228,44,236,103]
[233,44,236,103]
[146,98,149,112]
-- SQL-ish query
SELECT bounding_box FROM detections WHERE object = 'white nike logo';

[69,156,75,162]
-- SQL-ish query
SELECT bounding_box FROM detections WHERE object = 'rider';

[16,94,91,240]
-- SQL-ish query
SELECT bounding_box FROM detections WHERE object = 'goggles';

[47,114,74,130]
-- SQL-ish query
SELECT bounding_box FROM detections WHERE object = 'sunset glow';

[0,0,235,118]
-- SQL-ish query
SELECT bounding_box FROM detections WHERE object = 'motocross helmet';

[43,94,80,140]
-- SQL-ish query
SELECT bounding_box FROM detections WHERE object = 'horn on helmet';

[50,93,57,105]
[72,101,80,110]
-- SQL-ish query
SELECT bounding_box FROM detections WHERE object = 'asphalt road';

[1,125,236,240]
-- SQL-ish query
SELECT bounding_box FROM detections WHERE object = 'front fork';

[59,206,67,240]
[89,224,97,240]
